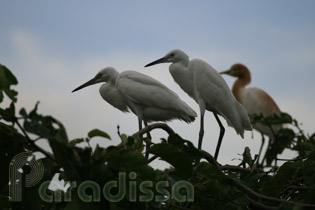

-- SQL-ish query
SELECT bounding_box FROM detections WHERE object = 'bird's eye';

[169,53,175,57]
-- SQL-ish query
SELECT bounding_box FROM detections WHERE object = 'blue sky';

[1,1,315,166]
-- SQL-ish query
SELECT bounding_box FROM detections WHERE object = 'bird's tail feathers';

[235,101,252,131]
[227,101,252,138]
[179,103,197,123]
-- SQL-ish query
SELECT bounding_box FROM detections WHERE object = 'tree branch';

[199,149,221,167]
[233,178,315,209]
[15,118,55,162]
[244,194,278,210]
[132,123,175,138]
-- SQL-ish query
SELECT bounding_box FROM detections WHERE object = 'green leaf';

[0,64,18,102]
[265,128,295,165]
[107,147,154,179]
[48,139,80,181]
[88,128,111,140]
[90,164,114,186]
[69,138,85,146]
[261,161,302,197]
[0,64,18,86]
[0,102,15,122]
[92,144,107,163]
[0,121,26,144]
[19,107,28,118]
[149,143,193,178]
[22,102,68,143]
[168,133,203,161]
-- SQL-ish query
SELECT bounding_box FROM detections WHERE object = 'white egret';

[72,67,197,140]
[220,63,282,164]
[145,49,252,160]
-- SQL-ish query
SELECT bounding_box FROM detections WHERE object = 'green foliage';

[0,64,18,103]
[1,65,315,209]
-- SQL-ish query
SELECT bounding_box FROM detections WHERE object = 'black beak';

[220,69,231,75]
[72,77,98,93]
[144,57,166,67]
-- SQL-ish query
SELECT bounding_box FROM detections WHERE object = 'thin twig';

[234,188,278,210]
[277,157,305,162]
[245,194,278,210]
[148,155,158,163]
[221,165,251,173]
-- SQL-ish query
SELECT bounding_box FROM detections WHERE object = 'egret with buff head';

[221,63,282,165]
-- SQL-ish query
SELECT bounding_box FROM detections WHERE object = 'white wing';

[116,71,196,117]
[191,59,251,135]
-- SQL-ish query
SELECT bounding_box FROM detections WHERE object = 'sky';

[1,1,315,168]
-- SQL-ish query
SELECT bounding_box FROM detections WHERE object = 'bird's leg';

[257,132,265,167]
[138,118,143,148]
[274,138,278,168]
[260,138,270,166]
[198,110,205,150]
[144,121,152,140]
[144,121,151,160]
[213,113,225,161]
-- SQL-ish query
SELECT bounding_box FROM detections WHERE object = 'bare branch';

[132,123,175,138]
[233,178,315,209]
[244,194,278,210]
[199,149,221,167]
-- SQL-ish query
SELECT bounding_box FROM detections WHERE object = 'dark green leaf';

[48,139,80,181]
[0,64,18,102]
[22,102,68,143]
[107,147,154,179]
[149,143,193,177]
[19,107,27,118]
[88,128,111,140]
[69,138,85,146]
[0,102,15,122]
[91,144,107,163]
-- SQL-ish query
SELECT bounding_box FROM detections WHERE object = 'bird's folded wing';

[192,60,234,115]
[244,87,281,117]
[116,71,184,110]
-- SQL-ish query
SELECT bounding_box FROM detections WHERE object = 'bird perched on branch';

[72,67,197,140]
[145,49,252,160]
[220,63,282,164]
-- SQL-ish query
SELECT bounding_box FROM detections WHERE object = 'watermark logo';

[9,153,194,202]
[9,152,44,201]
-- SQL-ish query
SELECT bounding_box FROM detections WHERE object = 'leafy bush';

[1,64,315,210]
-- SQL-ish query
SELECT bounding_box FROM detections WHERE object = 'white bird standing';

[145,49,252,160]
[72,67,197,139]
[220,63,282,163]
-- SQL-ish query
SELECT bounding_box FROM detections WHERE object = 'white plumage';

[145,49,252,160]
[72,67,197,133]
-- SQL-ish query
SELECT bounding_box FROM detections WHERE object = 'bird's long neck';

[232,70,251,103]
[109,71,119,84]
[169,62,195,100]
